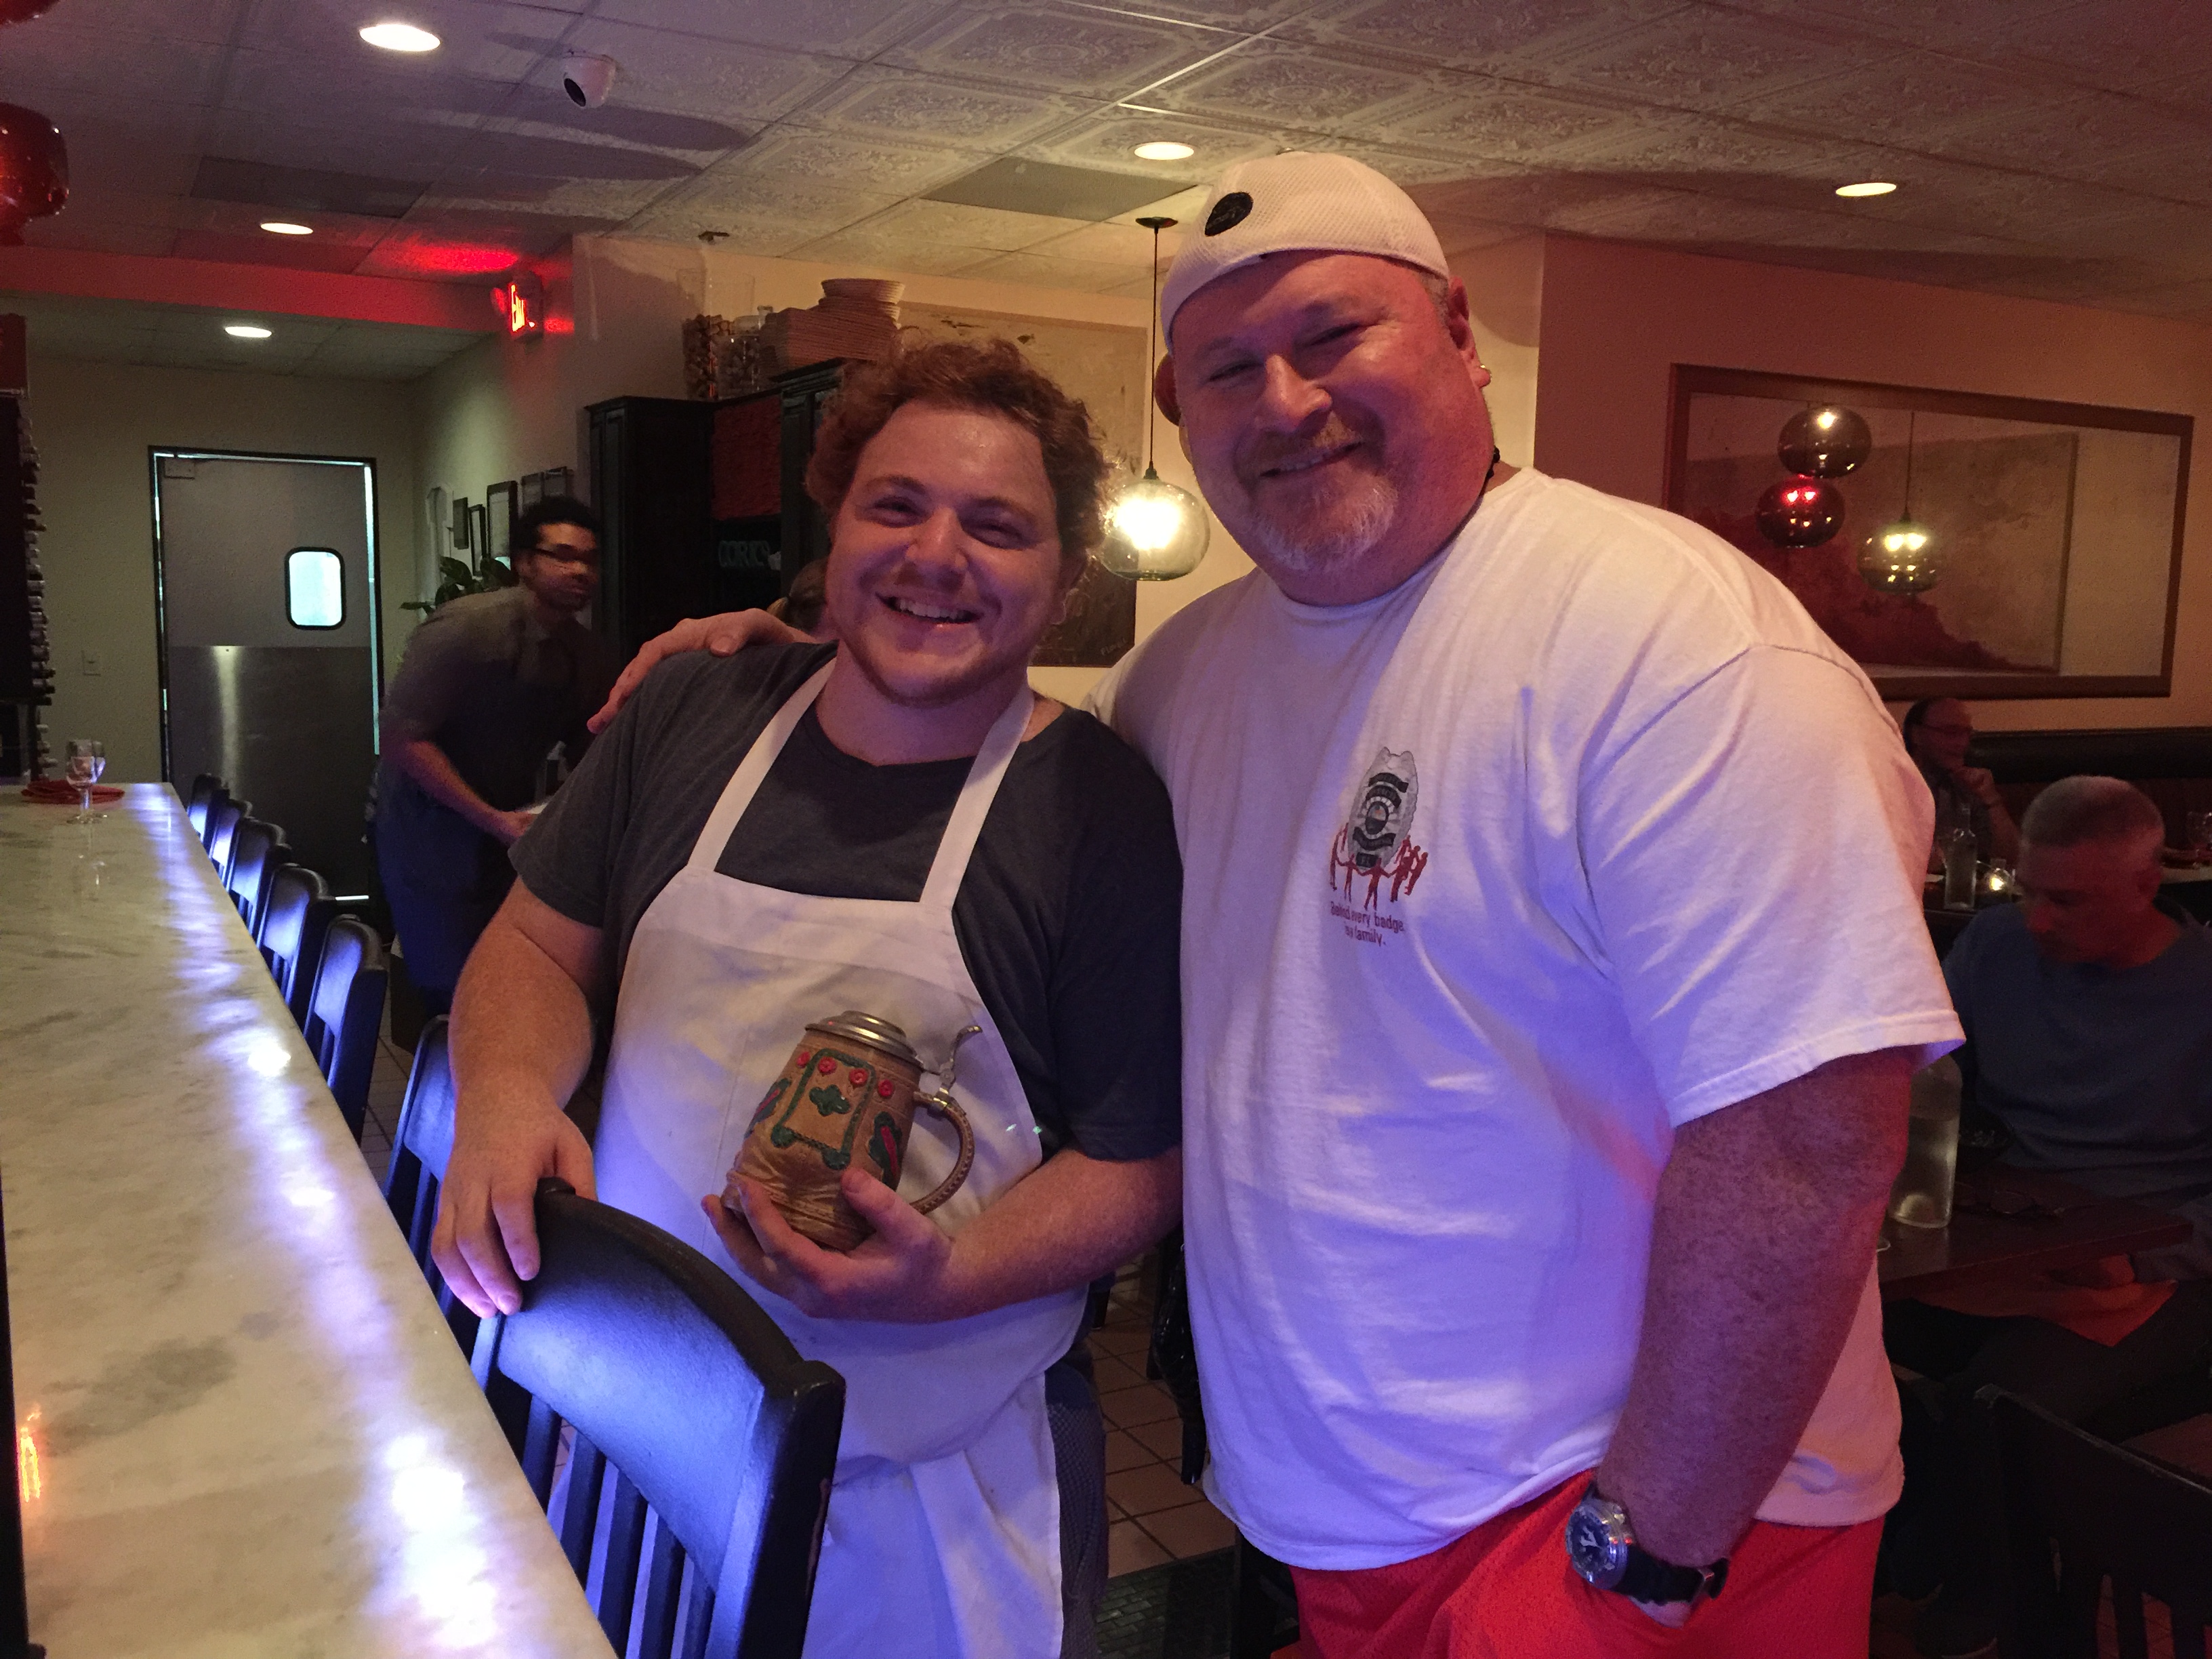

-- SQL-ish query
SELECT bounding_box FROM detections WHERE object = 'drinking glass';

[2190,809,2212,865]
[1940,827,1978,912]
[64,738,105,823]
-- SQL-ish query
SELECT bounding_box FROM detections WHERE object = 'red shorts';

[1288,1477,1882,1659]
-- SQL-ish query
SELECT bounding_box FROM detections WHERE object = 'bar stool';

[474,1179,845,1659]
[185,774,224,840]
[223,818,286,937]
[258,863,335,1031]
[380,1017,477,1355]
[205,797,251,882]
[303,916,386,1141]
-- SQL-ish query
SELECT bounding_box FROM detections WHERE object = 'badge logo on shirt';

[1328,749,1428,942]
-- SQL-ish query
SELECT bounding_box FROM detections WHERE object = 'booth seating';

[1974,726,2212,847]
[472,1179,845,1659]
[303,917,386,1141]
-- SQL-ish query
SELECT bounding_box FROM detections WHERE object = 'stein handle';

[911,1090,975,1216]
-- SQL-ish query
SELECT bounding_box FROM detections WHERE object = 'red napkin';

[20,779,125,804]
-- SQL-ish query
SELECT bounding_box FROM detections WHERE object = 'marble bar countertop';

[0,788,609,1658]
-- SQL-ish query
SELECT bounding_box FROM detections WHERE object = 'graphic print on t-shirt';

[1326,747,1428,942]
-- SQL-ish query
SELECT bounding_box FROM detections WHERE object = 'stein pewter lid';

[810,1010,920,1068]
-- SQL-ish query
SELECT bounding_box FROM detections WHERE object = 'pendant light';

[1858,411,1940,594]
[1099,216,1210,580]
[1777,403,1871,477]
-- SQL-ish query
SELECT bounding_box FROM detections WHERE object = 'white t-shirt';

[1090,468,1963,1571]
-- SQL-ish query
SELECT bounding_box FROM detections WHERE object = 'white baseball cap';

[1158,151,1449,343]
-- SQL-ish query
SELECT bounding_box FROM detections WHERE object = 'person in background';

[432,340,1184,1659]
[1885,775,2212,1657]
[767,555,832,638]
[590,154,1959,1656]
[374,496,613,1014]
[1902,697,2020,865]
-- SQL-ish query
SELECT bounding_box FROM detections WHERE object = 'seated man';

[430,339,1183,1658]
[1902,697,2020,867]
[375,496,614,1012]
[1885,775,2212,1658]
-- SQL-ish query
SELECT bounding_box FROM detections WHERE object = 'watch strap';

[1615,1547,1726,1604]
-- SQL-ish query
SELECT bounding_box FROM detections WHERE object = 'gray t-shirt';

[513,643,1183,1162]
[1945,901,2212,1198]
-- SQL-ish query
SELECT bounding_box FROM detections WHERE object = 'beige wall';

[1531,234,2212,731]
[29,351,420,782]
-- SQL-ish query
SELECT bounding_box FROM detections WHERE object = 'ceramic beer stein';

[726,1011,979,1251]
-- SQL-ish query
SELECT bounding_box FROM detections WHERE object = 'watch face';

[1565,1499,1630,1589]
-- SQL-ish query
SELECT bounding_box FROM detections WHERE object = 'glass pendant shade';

[1858,519,1940,593]
[0,102,67,245]
[1777,405,1872,478]
[1100,469,1209,579]
[1754,475,1844,548]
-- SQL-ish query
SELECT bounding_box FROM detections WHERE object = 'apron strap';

[919,686,1033,916]
[682,660,836,874]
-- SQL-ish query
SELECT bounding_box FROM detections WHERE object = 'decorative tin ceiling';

[4,0,2211,321]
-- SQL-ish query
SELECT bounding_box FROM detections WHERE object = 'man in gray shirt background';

[375,495,614,1012]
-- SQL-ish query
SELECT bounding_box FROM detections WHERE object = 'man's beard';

[1240,471,1399,581]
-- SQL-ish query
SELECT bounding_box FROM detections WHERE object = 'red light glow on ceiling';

[369,239,524,279]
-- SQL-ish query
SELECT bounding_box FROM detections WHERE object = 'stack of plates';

[766,279,904,371]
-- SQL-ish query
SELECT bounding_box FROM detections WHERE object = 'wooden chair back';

[472,1181,844,1659]
[304,916,386,1140]
[1982,1385,2212,1658]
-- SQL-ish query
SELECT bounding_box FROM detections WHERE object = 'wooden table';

[0,789,609,1657]
[1879,1167,2193,1302]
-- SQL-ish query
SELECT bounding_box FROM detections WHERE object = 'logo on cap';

[1205,192,1253,237]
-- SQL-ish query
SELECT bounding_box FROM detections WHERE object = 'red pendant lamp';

[0,104,67,245]
[0,1,63,22]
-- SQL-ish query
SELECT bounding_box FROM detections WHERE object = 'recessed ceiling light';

[1133,141,1195,162]
[1835,180,1898,198]
[260,220,313,236]
[359,21,441,52]
[224,324,273,340]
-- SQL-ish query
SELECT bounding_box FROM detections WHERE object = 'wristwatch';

[1563,1483,1729,1605]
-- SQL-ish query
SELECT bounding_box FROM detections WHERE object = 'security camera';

[560,53,617,109]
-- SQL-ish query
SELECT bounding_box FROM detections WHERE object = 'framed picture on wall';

[451,495,471,552]
[470,503,488,569]
[541,466,573,499]
[1664,365,2192,700]
[485,480,517,564]
[518,472,544,510]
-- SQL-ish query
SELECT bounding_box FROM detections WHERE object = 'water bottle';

[1889,1057,1961,1229]
[1941,827,1979,912]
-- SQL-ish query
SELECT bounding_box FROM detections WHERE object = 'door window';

[286,547,345,628]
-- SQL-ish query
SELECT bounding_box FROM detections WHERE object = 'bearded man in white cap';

[593,153,1960,1655]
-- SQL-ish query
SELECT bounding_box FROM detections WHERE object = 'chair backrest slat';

[1983,1387,2212,1659]
[223,818,285,937]
[469,1183,843,1659]
[205,797,248,877]
[380,1018,480,1354]
[260,863,336,1031]
[185,775,222,840]
[304,917,385,1140]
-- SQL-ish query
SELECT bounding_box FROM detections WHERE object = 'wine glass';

[64,738,105,823]
[2189,808,2212,867]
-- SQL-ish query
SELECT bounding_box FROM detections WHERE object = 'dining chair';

[258,863,336,1030]
[205,796,251,883]
[184,773,223,840]
[302,916,386,1141]
[380,1017,477,1355]
[472,1179,844,1659]
[1980,1385,2212,1658]
[222,818,286,937]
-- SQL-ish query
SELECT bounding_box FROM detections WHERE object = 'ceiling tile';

[842,197,1090,252]
[11,0,243,45]
[29,100,205,196]
[237,0,565,83]
[1150,38,1437,131]
[550,20,851,122]
[197,108,478,179]
[1528,9,1885,111]
[696,128,991,200]
[1732,53,2050,146]
[781,230,1000,276]
[584,0,954,62]
[1927,94,2212,192]
[653,163,900,228]
[880,5,1216,98]
[791,66,1090,149]
[1017,109,1279,186]
[1277,0,1684,77]
[0,24,224,104]
[418,178,676,226]
[1954,0,2212,92]
[168,227,375,272]
[1379,78,1644,163]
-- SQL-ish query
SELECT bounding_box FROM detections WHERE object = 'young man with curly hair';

[432,338,1185,1658]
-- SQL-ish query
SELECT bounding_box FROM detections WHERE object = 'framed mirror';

[1665,365,2192,700]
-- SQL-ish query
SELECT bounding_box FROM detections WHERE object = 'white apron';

[595,663,1084,1658]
